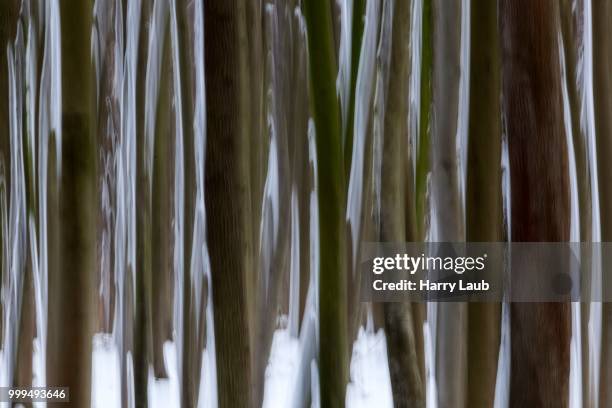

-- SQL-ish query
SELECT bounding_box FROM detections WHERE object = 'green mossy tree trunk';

[466,1,502,406]
[47,2,96,407]
[500,1,571,406]
[303,0,349,406]
[415,0,432,241]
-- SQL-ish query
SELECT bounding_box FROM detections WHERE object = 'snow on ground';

[345,327,393,408]
[92,333,121,408]
[262,328,301,408]
[91,336,217,408]
[146,341,180,408]
[262,325,393,408]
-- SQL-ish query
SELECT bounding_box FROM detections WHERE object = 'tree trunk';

[593,2,612,407]
[500,1,571,406]
[204,0,255,406]
[466,1,502,407]
[431,1,466,407]
[560,1,594,406]
[379,0,424,406]
[0,4,19,346]
[134,0,154,408]
[47,1,96,407]
[303,0,349,405]
[151,10,174,380]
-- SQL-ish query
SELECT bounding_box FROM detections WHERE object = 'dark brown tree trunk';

[47,2,96,407]
[204,0,255,406]
[500,1,571,407]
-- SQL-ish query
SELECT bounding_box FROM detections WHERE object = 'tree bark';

[150,9,174,380]
[466,1,502,407]
[431,1,466,407]
[204,0,255,406]
[560,1,594,406]
[593,2,612,407]
[47,2,96,407]
[303,0,349,406]
[500,1,571,406]
[378,0,424,406]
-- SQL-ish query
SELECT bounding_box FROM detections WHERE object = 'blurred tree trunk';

[412,0,433,390]
[560,1,594,406]
[246,4,264,404]
[466,1,502,407]
[593,2,612,407]
[94,0,119,335]
[343,0,365,177]
[500,1,571,407]
[151,8,174,380]
[254,5,293,405]
[303,0,349,406]
[0,0,19,198]
[431,1,466,407]
[47,1,96,407]
[135,1,155,406]
[415,0,432,240]
[379,0,424,406]
[204,0,256,406]
[0,3,19,345]
[174,1,207,406]
[15,263,34,389]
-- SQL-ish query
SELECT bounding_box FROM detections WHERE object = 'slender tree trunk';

[47,2,96,407]
[151,11,175,380]
[303,0,349,405]
[0,0,19,198]
[466,1,503,407]
[14,263,34,389]
[204,0,255,406]
[560,1,594,406]
[0,5,19,345]
[415,0,432,240]
[431,1,466,406]
[343,0,365,177]
[133,2,155,405]
[379,0,424,406]
[593,2,612,407]
[500,1,571,406]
